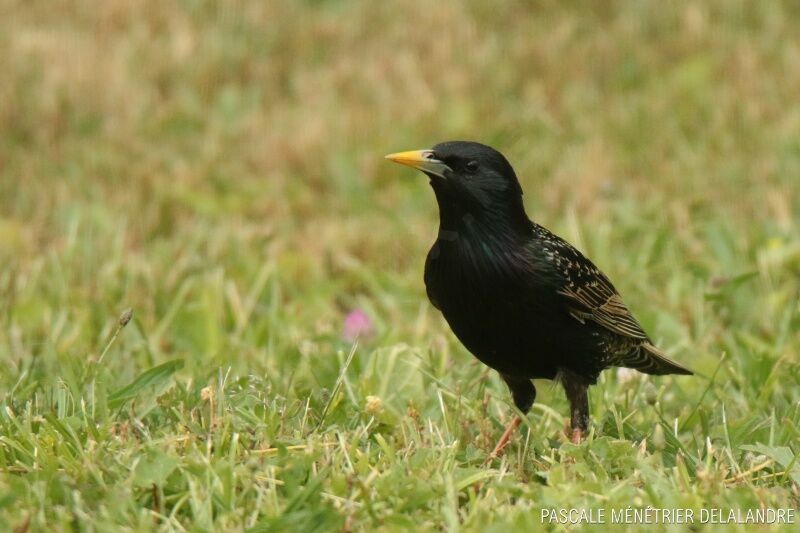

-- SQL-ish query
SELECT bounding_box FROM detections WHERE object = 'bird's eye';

[466,160,479,172]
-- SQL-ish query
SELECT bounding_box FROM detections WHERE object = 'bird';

[385,141,692,455]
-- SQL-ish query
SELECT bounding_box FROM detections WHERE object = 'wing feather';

[559,284,649,340]
[532,224,650,341]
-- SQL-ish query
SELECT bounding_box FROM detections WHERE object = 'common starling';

[385,141,691,453]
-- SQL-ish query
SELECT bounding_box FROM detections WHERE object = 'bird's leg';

[487,374,535,459]
[488,416,522,458]
[560,369,590,444]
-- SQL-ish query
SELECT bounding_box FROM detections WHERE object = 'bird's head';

[385,141,529,232]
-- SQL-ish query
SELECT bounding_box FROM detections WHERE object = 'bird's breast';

[422,232,575,379]
[425,235,521,307]
[426,238,533,349]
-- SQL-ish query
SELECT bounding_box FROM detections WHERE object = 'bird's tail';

[625,343,693,376]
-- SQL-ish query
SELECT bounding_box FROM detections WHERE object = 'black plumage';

[386,141,691,448]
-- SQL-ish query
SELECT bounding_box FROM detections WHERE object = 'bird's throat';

[431,181,532,239]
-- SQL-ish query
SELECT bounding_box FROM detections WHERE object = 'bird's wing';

[557,280,649,340]
[533,224,650,341]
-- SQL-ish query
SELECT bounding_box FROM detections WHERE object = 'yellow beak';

[385,149,450,178]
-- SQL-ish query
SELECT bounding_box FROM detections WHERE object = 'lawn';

[1,1,799,531]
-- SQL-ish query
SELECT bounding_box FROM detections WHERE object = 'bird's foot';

[562,424,587,444]
[485,416,522,462]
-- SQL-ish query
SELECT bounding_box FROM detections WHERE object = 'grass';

[1,0,800,530]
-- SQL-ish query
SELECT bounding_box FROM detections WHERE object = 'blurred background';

[1,0,799,528]
[2,0,798,370]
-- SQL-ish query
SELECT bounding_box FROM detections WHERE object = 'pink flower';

[342,309,373,341]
